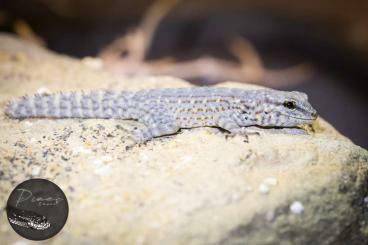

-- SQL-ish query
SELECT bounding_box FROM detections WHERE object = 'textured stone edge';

[218,160,368,245]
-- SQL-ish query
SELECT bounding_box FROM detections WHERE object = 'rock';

[0,33,367,244]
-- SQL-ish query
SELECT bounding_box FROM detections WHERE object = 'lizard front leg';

[216,116,250,140]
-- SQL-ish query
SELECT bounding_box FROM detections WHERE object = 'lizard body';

[5,87,317,143]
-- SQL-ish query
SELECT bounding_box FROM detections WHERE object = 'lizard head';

[239,90,318,127]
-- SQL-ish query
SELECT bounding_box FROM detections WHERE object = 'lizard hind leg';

[131,105,180,144]
[132,122,180,144]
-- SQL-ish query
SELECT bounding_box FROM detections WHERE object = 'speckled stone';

[0,33,367,245]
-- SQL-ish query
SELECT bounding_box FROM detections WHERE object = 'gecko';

[7,206,51,231]
[4,87,317,143]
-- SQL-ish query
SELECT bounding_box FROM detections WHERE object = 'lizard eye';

[283,101,296,110]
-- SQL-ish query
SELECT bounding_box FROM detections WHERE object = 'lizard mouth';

[280,113,316,121]
[289,116,315,121]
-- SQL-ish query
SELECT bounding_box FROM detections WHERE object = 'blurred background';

[0,0,367,148]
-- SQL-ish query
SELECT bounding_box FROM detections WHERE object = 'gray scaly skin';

[5,87,318,143]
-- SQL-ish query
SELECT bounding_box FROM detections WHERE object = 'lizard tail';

[5,90,134,119]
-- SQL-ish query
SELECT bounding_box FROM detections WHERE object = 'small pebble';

[290,201,304,214]
[31,165,41,176]
[364,196,368,206]
[259,183,270,194]
[258,177,278,195]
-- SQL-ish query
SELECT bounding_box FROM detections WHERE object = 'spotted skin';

[5,87,317,143]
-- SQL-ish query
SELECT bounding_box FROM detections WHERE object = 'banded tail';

[5,91,135,119]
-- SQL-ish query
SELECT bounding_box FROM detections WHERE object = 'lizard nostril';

[311,112,318,118]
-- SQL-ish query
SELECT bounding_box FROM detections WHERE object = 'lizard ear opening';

[283,101,296,110]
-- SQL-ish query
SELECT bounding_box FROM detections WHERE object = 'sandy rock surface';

[0,33,367,245]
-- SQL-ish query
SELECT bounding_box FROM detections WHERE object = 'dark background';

[0,0,367,148]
